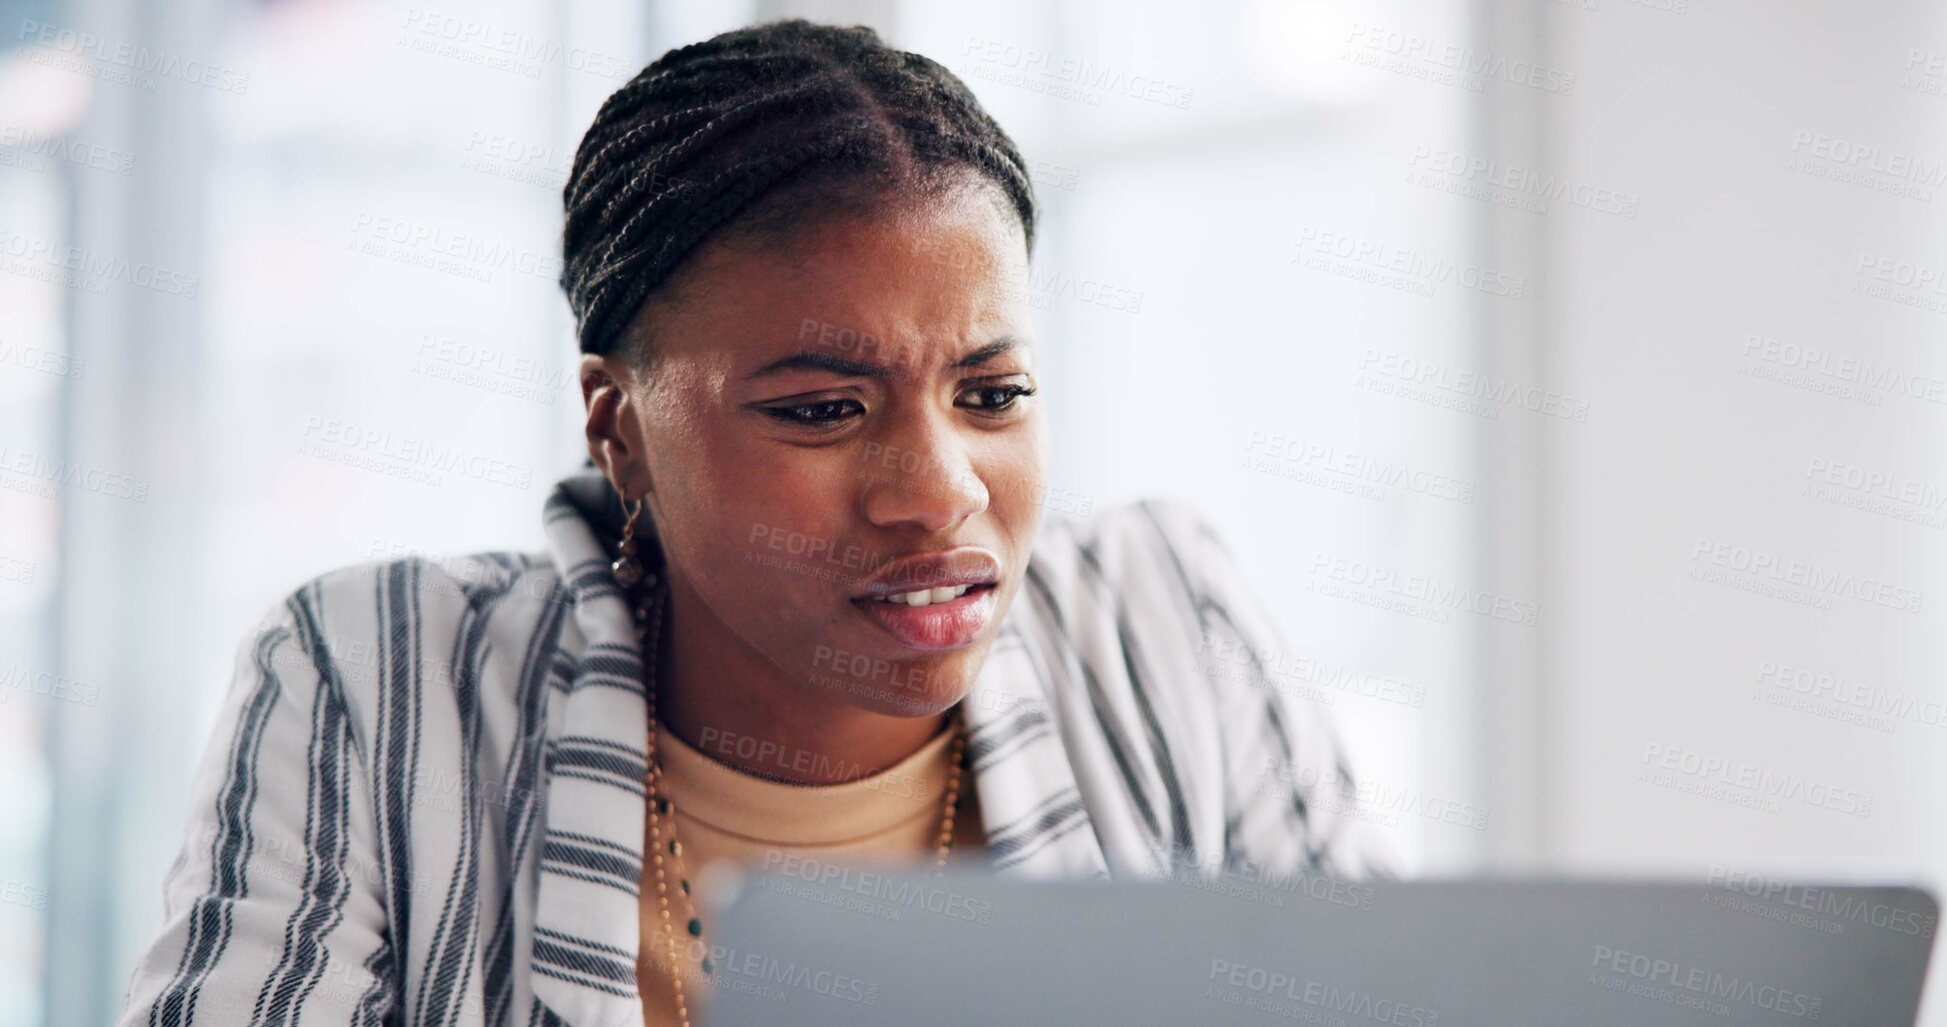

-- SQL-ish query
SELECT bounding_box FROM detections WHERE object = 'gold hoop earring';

[611,494,663,639]
[610,495,650,589]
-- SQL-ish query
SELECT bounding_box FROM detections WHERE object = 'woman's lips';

[851,584,998,651]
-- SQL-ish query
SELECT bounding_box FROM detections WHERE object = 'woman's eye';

[765,398,864,427]
[762,384,1035,428]
[958,383,1036,414]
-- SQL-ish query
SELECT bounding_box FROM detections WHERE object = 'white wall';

[1540,0,1947,878]
[1536,0,1947,1018]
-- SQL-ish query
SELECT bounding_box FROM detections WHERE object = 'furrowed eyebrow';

[952,337,1019,370]
[743,336,1021,381]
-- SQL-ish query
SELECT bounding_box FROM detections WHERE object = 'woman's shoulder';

[1025,499,1404,880]
[1013,496,1245,704]
[1026,495,1234,618]
[283,548,567,619]
[245,547,576,708]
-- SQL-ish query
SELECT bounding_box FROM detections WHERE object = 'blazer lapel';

[961,582,1112,882]
[529,473,651,1027]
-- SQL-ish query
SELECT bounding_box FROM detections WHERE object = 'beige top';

[637,719,985,1026]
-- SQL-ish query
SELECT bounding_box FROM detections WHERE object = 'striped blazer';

[117,467,1400,1027]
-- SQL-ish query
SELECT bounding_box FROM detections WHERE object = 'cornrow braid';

[559,18,1039,360]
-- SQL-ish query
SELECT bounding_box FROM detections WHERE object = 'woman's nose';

[857,421,990,533]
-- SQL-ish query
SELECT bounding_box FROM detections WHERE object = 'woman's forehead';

[740,333,1030,389]
[651,199,1032,372]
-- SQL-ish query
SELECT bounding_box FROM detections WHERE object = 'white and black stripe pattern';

[117,467,1398,1027]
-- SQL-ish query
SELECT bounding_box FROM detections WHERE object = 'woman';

[118,18,1397,1027]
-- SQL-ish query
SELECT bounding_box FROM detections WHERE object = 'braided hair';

[559,18,1039,364]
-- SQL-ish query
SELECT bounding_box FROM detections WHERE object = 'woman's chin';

[799,635,992,718]
[808,673,971,719]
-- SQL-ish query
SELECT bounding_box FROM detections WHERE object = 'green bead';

[702,955,714,974]
[679,879,690,895]
[687,917,702,937]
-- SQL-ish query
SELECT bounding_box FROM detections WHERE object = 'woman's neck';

[652,572,950,785]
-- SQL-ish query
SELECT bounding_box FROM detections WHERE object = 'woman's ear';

[580,353,651,499]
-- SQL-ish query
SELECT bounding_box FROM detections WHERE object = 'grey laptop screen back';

[700,867,1936,1026]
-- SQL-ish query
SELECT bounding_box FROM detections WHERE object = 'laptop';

[695,861,1937,1026]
